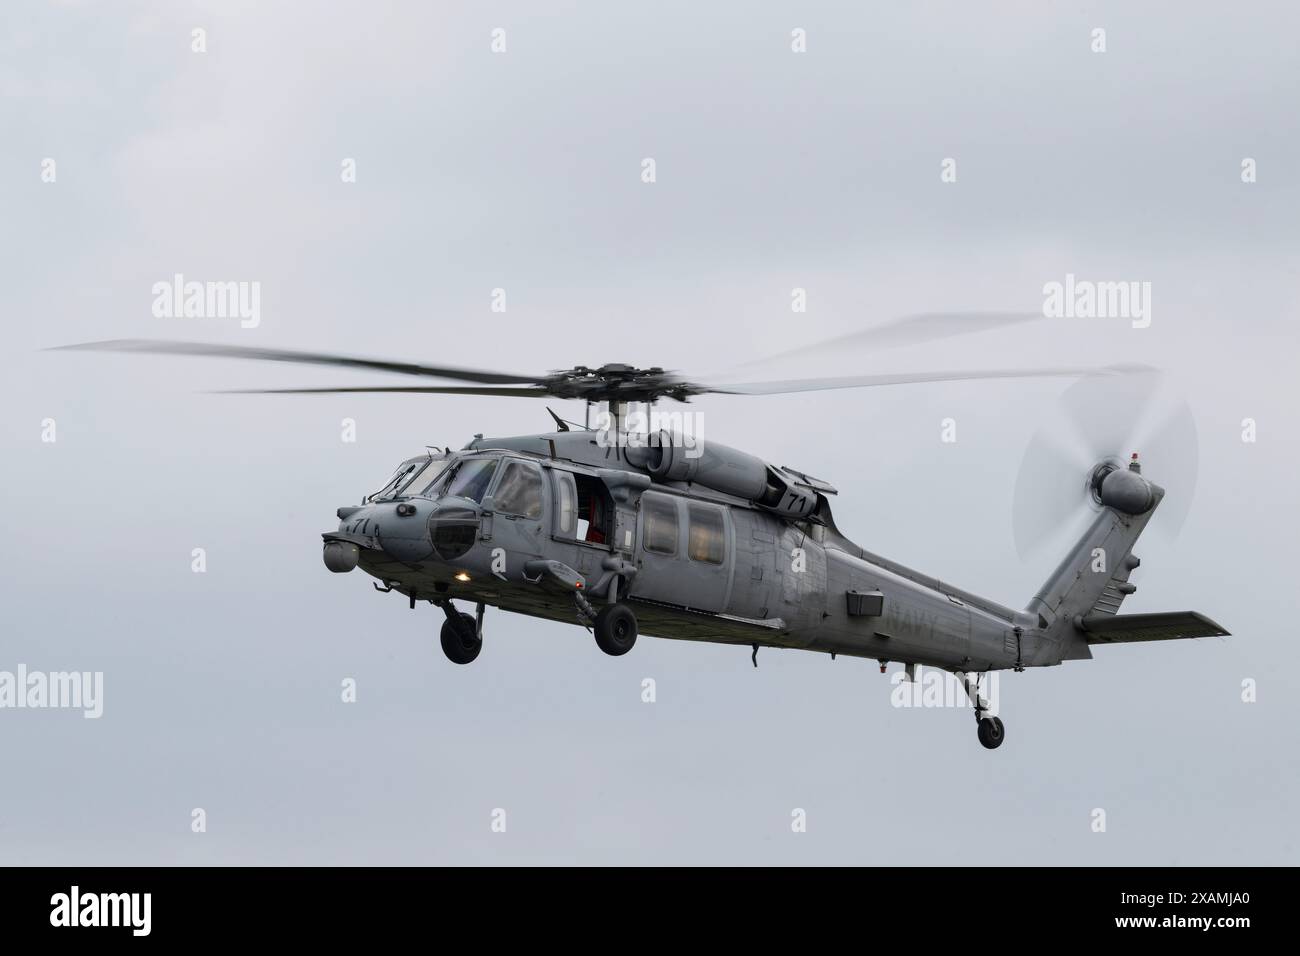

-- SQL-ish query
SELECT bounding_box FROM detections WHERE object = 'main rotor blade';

[214,385,552,397]
[51,339,542,386]
[707,365,1147,396]
[736,311,1044,368]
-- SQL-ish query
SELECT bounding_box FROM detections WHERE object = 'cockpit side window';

[493,460,544,518]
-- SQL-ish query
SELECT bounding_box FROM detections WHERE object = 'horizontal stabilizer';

[1079,611,1230,644]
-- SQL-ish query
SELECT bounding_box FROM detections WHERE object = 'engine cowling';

[758,473,818,519]
[642,431,819,519]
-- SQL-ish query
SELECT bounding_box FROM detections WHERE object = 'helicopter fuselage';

[323,429,1054,673]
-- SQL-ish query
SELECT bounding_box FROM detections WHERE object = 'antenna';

[545,407,571,432]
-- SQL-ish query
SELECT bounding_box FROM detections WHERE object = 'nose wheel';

[438,603,481,665]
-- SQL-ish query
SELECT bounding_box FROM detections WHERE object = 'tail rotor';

[1012,371,1199,560]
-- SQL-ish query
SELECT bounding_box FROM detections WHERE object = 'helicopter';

[55,315,1229,750]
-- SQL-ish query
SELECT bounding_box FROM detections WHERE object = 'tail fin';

[1026,467,1164,661]
[1025,465,1231,662]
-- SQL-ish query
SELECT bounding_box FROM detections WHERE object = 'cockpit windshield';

[366,456,446,502]
[421,456,498,503]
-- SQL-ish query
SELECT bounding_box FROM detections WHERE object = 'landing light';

[454,572,471,583]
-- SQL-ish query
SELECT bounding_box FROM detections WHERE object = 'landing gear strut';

[438,601,481,665]
[957,670,1005,750]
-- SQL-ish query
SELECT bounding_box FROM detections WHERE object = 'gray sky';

[2,1,1298,864]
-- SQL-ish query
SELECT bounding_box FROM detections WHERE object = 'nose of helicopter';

[323,498,440,571]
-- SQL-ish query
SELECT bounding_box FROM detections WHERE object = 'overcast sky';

[2,1,1298,864]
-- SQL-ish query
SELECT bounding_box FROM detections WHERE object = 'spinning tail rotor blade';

[1012,371,1151,559]
[1130,399,1199,541]
[1012,370,1199,560]
[1011,428,1098,560]
[1054,367,1163,464]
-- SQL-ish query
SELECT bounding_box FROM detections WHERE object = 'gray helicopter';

[58,318,1228,750]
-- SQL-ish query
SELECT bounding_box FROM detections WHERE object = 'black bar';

[0,867,1272,942]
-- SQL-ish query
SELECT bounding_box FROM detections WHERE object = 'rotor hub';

[539,365,701,404]
[1087,459,1121,504]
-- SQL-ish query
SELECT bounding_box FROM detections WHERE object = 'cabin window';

[553,471,577,535]
[493,460,544,518]
[687,503,726,564]
[641,493,679,556]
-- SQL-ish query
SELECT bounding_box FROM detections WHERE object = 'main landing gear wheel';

[440,611,481,665]
[594,604,638,656]
[977,716,1005,750]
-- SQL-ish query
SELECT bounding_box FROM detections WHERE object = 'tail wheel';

[594,604,638,656]
[977,716,1005,750]
[440,612,481,665]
